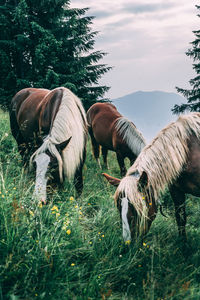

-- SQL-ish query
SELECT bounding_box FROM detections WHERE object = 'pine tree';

[0,0,111,110]
[173,5,200,114]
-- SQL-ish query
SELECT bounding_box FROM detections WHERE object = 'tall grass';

[1,110,200,299]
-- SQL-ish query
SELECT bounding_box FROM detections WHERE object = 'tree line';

[0,0,111,110]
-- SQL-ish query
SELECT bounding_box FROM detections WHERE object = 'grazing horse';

[10,87,87,202]
[103,113,200,243]
[87,102,146,176]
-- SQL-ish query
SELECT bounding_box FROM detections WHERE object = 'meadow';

[1,110,200,300]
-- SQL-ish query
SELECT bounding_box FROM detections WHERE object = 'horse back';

[14,89,49,140]
[87,102,122,149]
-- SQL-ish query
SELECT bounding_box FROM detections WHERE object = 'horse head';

[30,136,72,204]
[103,171,157,244]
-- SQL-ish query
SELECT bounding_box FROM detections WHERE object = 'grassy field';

[1,110,200,299]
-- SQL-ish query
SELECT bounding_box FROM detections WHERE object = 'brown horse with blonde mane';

[10,87,87,203]
[87,102,146,176]
[103,113,200,243]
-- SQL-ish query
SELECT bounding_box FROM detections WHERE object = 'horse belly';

[93,123,114,150]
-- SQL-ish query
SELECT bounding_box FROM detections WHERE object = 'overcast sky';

[71,0,199,99]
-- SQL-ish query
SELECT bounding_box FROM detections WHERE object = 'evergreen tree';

[173,5,200,114]
[0,0,111,110]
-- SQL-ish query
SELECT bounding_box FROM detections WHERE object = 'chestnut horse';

[87,103,146,176]
[103,113,200,243]
[10,87,87,202]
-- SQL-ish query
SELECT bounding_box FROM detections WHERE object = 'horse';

[9,87,88,203]
[87,102,146,176]
[103,112,200,243]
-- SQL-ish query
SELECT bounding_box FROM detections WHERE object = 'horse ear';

[56,137,72,152]
[102,173,121,186]
[138,171,148,191]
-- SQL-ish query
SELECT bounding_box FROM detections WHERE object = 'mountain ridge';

[112,90,186,142]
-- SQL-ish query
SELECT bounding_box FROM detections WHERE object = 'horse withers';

[10,87,88,203]
[103,113,200,243]
[87,102,146,176]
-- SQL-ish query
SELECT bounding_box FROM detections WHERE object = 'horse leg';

[89,128,101,168]
[73,148,86,196]
[129,155,136,167]
[74,166,83,196]
[102,147,108,169]
[116,152,126,177]
[170,185,186,239]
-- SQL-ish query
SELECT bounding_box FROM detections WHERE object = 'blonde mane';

[115,113,200,231]
[115,117,146,156]
[30,87,87,181]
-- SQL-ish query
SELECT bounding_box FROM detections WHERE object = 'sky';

[71,0,199,99]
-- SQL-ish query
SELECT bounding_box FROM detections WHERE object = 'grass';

[1,110,200,299]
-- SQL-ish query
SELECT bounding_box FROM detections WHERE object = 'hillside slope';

[113,91,186,142]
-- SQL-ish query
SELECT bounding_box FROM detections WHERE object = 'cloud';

[71,0,198,98]
[121,2,175,14]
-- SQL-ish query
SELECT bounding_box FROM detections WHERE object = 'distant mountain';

[112,91,186,142]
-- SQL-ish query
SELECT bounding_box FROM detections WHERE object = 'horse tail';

[9,89,33,159]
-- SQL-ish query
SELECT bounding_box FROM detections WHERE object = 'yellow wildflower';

[38,202,43,208]
[69,196,74,201]
[71,263,75,266]
[29,210,34,217]
[143,242,146,246]
[66,229,71,235]
[51,205,59,212]
[75,205,78,209]
[88,203,91,206]
[101,235,105,238]
[79,211,83,215]
[125,240,131,245]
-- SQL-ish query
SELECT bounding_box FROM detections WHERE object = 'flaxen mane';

[115,113,200,230]
[30,87,87,181]
[115,117,146,156]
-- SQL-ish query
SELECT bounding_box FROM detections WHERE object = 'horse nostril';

[40,198,47,204]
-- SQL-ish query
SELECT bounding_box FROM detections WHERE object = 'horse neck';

[115,117,146,156]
